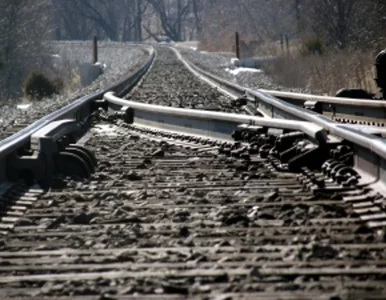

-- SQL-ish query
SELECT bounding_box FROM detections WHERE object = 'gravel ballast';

[0,42,149,140]
[126,47,241,113]
[0,117,384,298]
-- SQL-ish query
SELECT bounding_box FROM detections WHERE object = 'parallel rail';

[261,89,386,125]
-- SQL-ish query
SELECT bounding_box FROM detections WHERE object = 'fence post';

[93,36,98,64]
[280,34,284,53]
[235,32,240,59]
[285,34,290,56]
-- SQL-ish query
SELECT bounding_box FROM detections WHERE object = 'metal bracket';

[304,100,322,114]
[8,119,83,186]
[92,99,108,111]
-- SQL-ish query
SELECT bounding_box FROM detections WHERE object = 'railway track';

[0,45,386,299]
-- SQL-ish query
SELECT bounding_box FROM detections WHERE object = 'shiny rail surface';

[104,92,327,143]
[261,89,386,126]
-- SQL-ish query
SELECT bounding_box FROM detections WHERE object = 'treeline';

[200,0,386,53]
[0,0,204,100]
[1,0,386,99]
[52,0,204,42]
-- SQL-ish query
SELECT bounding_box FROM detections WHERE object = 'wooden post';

[93,36,98,64]
[280,34,284,53]
[235,32,240,59]
[285,34,290,56]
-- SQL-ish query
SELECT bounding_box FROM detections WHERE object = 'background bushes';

[24,72,62,100]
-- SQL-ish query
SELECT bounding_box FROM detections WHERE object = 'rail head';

[104,91,328,143]
[260,89,386,108]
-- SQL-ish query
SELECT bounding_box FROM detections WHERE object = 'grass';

[262,50,378,96]
[199,35,380,97]
[248,39,379,96]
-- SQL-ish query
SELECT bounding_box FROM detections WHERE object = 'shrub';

[300,36,325,56]
[52,78,64,94]
[24,71,62,100]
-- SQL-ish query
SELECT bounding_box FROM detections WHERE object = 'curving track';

[0,46,386,299]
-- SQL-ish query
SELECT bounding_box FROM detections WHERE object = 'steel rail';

[104,91,327,143]
[0,46,155,181]
[104,91,386,162]
[261,89,386,108]
[261,89,386,125]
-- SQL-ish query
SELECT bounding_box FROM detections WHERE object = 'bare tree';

[53,0,148,42]
[302,0,358,49]
[146,0,192,41]
[191,0,203,35]
[52,0,93,40]
[53,0,121,40]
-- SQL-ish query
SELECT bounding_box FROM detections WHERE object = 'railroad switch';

[7,119,97,187]
[232,124,267,141]
[303,100,322,114]
[91,99,108,111]
[231,96,248,108]
[98,104,134,124]
[232,125,355,181]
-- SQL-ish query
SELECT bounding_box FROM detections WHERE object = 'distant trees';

[145,0,203,41]
[198,0,299,52]
[2,0,386,100]
[299,0,362,49]
[294,0,386,50]
[52,0,147,41]
[52,0,203,42]
[198,0,386,53]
